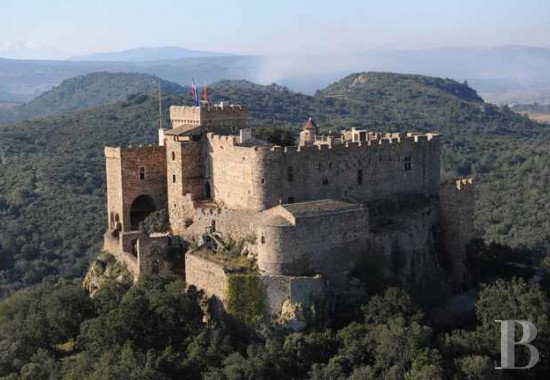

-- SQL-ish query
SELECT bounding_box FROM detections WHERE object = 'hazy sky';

[1,0,549,58]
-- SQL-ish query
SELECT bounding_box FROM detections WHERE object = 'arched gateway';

[130,195,156,230]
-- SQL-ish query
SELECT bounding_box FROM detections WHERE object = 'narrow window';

[287,196,295,204]
[318,162,322,171]
[261,178,265,184]
[287,166,294,182]
[261,235,266,244]
[172,174,176,183]
[404,156,412,171]
[171,151,176,161]
[328,161,332,169]
[131,239,138,257]
[322,178,329,186]
[139,167,145,180]
[357,169,363,185]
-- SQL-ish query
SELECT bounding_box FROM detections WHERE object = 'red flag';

[191,78,196,98]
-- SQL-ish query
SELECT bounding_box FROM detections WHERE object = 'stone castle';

[103,99,476,326]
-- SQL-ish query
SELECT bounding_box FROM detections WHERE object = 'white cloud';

[0,40,71,60]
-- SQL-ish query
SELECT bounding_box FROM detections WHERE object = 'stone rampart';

[185,252,228,301]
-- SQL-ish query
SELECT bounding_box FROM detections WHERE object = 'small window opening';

[287,166,294,182]
[171,151,176,160]
[288,196,295,204]
[404,156,412,171]
[139,167,145,180]
[172,174,176,183]
[131,239,138,257]
[357,169,363,185]
[322,178,329,185]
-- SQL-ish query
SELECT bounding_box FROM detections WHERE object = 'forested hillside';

[0,72,549,295]
[0,72,186,126]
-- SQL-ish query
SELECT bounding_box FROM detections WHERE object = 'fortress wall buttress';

[439,178,476,289]
[105,145,167,233]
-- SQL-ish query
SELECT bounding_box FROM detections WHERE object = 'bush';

[142,209,169,235]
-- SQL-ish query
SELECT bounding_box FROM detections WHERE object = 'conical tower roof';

[303,117,317,131]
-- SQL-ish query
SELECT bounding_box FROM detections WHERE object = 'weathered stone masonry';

[103,100,476,325]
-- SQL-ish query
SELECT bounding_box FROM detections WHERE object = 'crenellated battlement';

[201,103,248,118]
[455,178,474,190]
[169,102,248,129]
[105,145,165,158]
[206,131,439,157]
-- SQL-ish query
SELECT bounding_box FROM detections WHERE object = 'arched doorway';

[205,181,211,199]
[130,195,156,230]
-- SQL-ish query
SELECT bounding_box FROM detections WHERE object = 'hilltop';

[0,72,186,126]
[211,73,543,137]
[0,72,548,293]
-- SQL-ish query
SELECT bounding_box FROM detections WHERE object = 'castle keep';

[103,100,476,326]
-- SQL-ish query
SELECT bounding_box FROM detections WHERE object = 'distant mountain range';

[1,45,550,105]
[69,46,231,61]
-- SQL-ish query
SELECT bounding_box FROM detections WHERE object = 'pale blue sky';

[1,0,549,58]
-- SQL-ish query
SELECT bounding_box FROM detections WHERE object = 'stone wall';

[205,133,440,211]
[261,274,325,315]
[105,145,167,232]
[183,206,262,242]
[207,134,267,210]
[369,202,440,283]
[169,106,201,130]
[259,135,441,210]
[169,103,248,134]
[185,253,228,301]
[165,136,204,234]
[257,203,370,291]
[439,179,476,289]
[137,234,171,276]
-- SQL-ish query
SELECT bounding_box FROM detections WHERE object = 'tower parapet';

[170,102,248,134]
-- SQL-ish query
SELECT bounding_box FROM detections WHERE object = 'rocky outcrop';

[82,252,133,297]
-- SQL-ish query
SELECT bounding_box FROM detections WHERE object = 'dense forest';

[1,260,550,379]
[0,73,186,126]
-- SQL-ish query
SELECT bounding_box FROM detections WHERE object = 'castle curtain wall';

[205,134,440,212]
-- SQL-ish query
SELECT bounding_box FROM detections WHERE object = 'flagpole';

[158,79,162,130]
